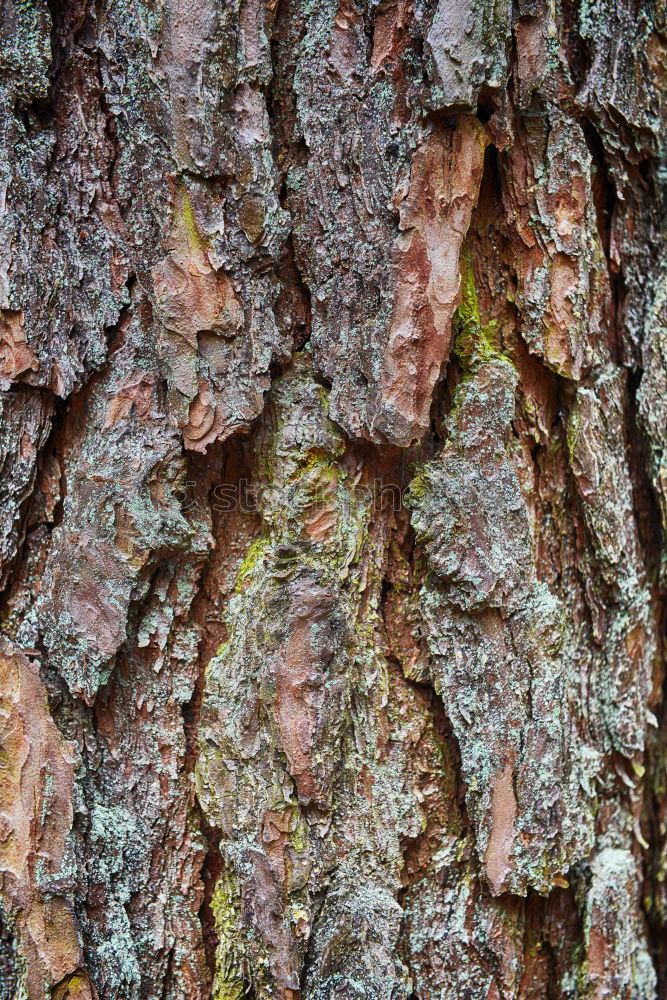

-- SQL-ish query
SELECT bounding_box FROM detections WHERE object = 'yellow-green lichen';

[453,250,507,370]
[234,535,271,592]
[179,188,211,251]
[211,873,246,1000]
[566,406,581,464]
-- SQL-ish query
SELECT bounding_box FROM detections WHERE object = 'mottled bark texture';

[0,0,666,998]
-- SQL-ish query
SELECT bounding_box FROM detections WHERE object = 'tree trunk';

[0,0,666,997]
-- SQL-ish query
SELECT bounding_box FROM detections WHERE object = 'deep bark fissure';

[0,909,19,1000]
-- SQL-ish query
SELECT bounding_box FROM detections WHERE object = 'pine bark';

[0,1,666,998]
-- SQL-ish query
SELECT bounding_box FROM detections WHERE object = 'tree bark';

[0,0,666,998]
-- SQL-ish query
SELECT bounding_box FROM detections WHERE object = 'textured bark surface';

[0,0,666,998]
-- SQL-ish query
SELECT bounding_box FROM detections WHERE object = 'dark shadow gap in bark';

[0,908,19,1000]
[559,0,592,91]
[641,552,667,995]
[183,432,263,997]
[0,388,56,604]
[622,306,667,998]
[625,367,666,588]
[20,0,92,127]
[578,117,627,367]
[197,819,224,989]
[522,884,584,1000]
[266,0,313,367]
[379,505,472,895]
[644,727,667,998]
[579,119,617,263]
[475,85,497,125]
[395,670,471,894]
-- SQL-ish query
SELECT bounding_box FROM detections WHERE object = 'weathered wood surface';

[0,1,666,997]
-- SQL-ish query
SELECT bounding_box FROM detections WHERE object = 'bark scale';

[0,0,666,998]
